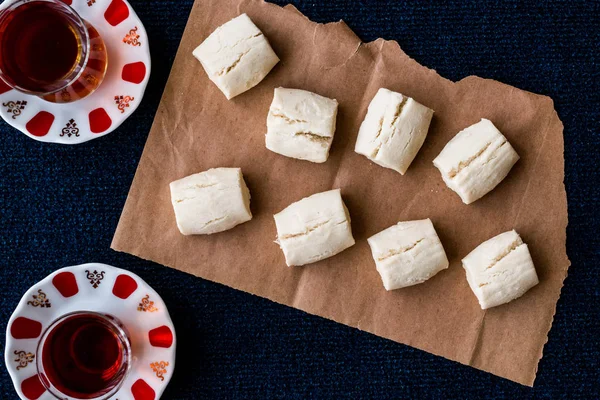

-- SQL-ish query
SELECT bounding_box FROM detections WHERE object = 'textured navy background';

[1,0,599,398]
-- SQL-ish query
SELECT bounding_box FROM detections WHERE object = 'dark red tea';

[41,313,130,399]
[0,0,108,103]
[0,1,82,92]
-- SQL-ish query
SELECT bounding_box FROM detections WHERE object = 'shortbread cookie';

[170,168,252,235]
[266,88,338,163]
[367,219,449,290]
[355,88,434,175]
[274,189,354,266]
[463,230,539,309]
[433,118,519,204]
[193,14,279,99]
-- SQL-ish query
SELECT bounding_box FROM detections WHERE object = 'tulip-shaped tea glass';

[0,0,108,103]
[36,311,132,400]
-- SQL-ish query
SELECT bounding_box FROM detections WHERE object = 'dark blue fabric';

[1,0,599,398]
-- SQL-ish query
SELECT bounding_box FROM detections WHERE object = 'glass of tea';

[0,0,108,103]
[36,311,132,400]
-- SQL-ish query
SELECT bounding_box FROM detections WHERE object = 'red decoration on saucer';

[131,379,155,400]
[11,317,42,339]
[148,325,173,348]
[89,108,112,133]
[112,274,138,299]
[20,375,46,400]
[26,111,55,137]
[105,0,129,27]
[52,272,78,298]
[122,62,146,84]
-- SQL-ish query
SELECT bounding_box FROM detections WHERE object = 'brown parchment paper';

[111,0,570,386]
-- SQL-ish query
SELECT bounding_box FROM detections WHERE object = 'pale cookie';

[462,230,539,309]
[367,219,449,290]
[274,189,354,266]
[265,88,339,163]
[355,88,434,175]
[193,13,279,99]
[433,118,520,204]
[170,168,252,235]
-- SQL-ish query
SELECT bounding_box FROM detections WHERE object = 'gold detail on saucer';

[87,0,95,6]
[138,294,158,312]
[27,289,51,308]
[150,361,169,381]
[123,26,141,46]
[14,350,34,370]
[61,119,80,138]
[115,95,134,113]
[3,100,26,119]
[85,269,105,288]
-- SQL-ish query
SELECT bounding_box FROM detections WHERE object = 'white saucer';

[5,263,176,400]
[0,0,151,144]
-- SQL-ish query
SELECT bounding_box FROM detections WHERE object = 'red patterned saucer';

[5,263,176,400]
[0,0,150,144]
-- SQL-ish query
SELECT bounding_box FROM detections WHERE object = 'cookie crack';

[484,238,523,270]
[448,142,492,178]
[377,238,425,261]
[217,50,250,76]
[280,219,331,240]
[271,111,308,124]
[294,131,330,144]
